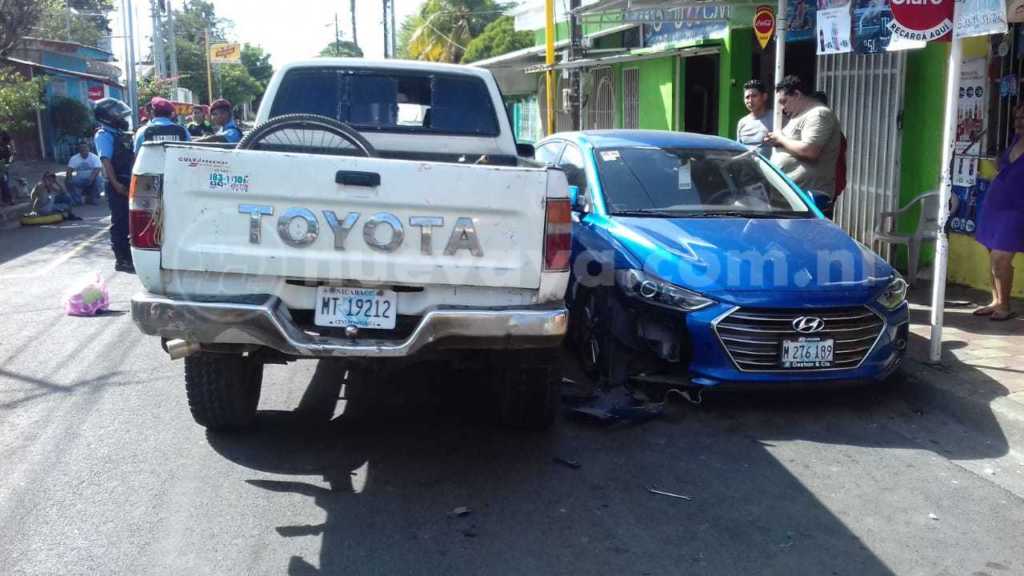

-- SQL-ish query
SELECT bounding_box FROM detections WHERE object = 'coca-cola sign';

[754,5,776,49]
[888,0,954,41]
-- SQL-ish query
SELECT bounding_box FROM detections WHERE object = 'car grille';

[714,306,884,372]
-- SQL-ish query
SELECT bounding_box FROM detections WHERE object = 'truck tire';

[184,352,263,431]
[493,350,560,430]
[238,114,376,157]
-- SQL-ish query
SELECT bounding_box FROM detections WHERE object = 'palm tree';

[399,0,506,63]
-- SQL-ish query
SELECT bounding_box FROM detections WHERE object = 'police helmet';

[94,98,132,131]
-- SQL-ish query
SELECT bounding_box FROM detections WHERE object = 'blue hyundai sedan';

[536,130,909,389]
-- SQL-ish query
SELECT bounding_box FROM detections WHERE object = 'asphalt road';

[1,207,1023,576]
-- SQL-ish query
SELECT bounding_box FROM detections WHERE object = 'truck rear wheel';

[493,351,560,430]
[184,352,263,431]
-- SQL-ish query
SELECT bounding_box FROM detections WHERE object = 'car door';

[557,142,612,299]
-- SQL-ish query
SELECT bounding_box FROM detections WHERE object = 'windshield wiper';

[684,210,812,219]
[612,209,691,218]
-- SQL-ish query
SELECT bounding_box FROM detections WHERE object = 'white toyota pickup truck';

[130,59,570,431]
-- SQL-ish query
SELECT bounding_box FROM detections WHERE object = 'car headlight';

[876,276,908,310]
[615,269,714,312]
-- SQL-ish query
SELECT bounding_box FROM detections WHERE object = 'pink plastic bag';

[64,272,110,316]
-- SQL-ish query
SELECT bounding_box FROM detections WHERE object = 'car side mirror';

[812,192,833,213]
[568,185,586,212]
[516,143,535,157]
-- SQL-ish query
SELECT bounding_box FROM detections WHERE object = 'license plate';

[781,337,834,368]
[314,287,397,330]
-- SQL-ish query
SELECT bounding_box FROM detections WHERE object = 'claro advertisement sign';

[888,0,954,41]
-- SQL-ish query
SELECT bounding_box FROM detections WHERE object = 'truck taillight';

[543,198,571,272]
[129,174,162,250]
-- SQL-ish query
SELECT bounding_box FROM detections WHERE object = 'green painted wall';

[895,43,948,270]
[719,29,753,139]
[636,57,675,130]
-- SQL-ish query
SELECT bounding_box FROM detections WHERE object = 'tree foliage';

[33,0,115,49]
[0,0,49,57]
[398,0,510,63]
[461,16,532,63]
[155,0,271,107]
[137,75,175,111]
[49,95,93,140]
[0,68,44,132]
[319,40,363,58]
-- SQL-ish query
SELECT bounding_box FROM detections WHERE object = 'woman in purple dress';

[974,104,1024,321]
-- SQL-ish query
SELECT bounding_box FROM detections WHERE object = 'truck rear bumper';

[131,292,568,358]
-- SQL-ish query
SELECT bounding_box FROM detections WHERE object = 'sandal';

[972,305,997,316]
[990,310,1018,322]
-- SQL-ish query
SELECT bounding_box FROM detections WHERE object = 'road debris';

[449,506,472,518]
[648,487,692,501]
[928,513,939,521]
[553,457,581,469]
[566,386,664,426]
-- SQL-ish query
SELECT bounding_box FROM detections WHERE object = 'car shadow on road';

[0,205,110,268]
[197,352,1021,576]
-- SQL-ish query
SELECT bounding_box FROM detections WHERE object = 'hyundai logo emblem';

[793,316,826,334]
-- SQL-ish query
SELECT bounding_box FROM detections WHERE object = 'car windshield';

[594,146,812,217]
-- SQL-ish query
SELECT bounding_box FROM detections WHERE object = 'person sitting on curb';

[28,172,82,220]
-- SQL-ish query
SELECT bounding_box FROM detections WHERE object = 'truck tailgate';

[159,147,548,289]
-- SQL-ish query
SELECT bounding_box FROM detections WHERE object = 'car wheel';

[184,352,263,431]
[572,288,607,380]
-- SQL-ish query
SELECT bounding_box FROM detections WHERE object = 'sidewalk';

[0,160,86,225]
[901,280,1024,450]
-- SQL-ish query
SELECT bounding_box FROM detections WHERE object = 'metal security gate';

[817,52,907,255]
[623,67,639,129]
[588,67,615,130]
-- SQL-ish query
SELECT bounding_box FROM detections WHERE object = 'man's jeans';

[68,178,100,204]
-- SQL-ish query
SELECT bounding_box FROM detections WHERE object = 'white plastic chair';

[873,191,940,285]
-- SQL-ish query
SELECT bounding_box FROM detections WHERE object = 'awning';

[525,45,720,73]
[3,56,123,87]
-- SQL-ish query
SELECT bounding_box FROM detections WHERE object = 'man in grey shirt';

[766,75,842,213]
[736,79,774,158]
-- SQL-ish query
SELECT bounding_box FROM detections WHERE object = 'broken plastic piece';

[553,457,581,469]
[449,506,472,518]
[648,487,692,501]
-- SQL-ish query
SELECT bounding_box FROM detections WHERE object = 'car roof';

[545,130,747,152]
[277,58,496,81]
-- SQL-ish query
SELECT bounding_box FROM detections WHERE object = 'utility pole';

[167,0,178,93]
[151,0,165,78]
[335,12,340,50]
[123,0,140,127]
[568,0,582,130]
[350,0,358,50]
[381,0,390,58]
[205,28,213,104]
[389,0,396,60]
[545,0,555,136]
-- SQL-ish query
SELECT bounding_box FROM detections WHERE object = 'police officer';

[133,96,190,153]
[187,105,214,137]
[93,97,136,273]
[198,98,243,143]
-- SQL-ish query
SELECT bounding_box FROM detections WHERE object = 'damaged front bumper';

[604,294,909,389]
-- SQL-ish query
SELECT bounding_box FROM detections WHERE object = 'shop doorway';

[680,54,719,135]
[754,41,818,90]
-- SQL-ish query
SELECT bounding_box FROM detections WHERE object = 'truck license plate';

[315,287,397,330]
[781,337,834,368]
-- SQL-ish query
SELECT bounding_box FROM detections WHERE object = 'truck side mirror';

[516,143,535,158]
[568,185,586,212]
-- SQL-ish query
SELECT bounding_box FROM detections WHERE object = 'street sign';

[209,43,241,64]
[754,5,776,49]
[888,0,954,41]
[87,84,104,100]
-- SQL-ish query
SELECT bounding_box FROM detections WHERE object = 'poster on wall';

[817,0,853,54]
[953,0,1008,39]
[787,0,818,41]
[949,179,989,235]
[952,155,979,187]
[889,0,954,41]
[853,0,928,53]
[642,6,731,47]
[956,58,988,155]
